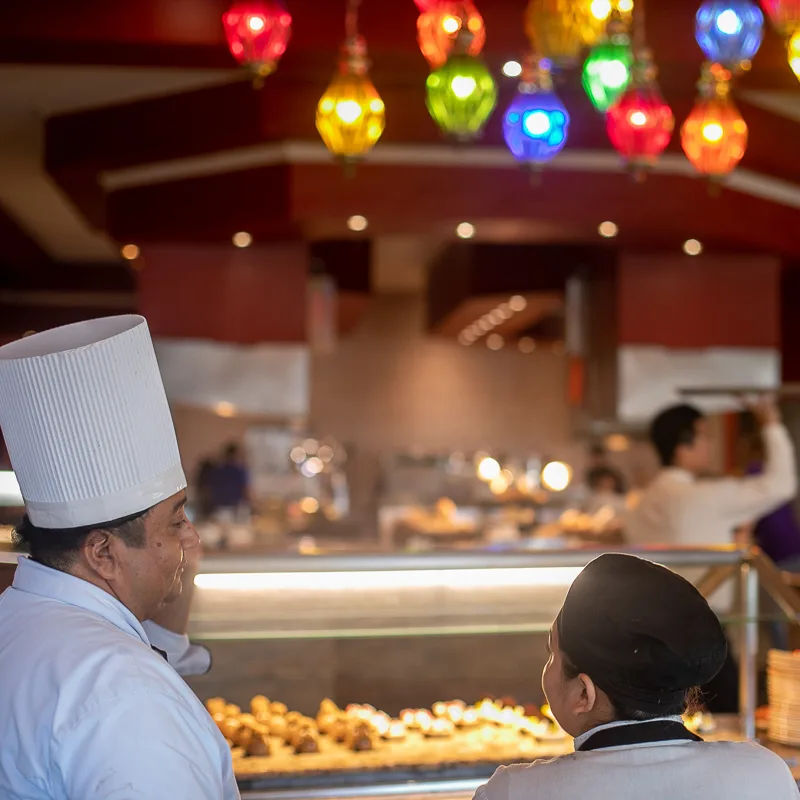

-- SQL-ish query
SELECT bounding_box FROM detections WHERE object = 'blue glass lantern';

[503,58,569,164]
[695,0,764,66]
[503,87,570,163]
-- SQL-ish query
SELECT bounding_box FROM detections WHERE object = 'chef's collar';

[11,556,152,648]
[572,716,683,751]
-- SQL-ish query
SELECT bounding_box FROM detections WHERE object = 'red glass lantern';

[606,50,673,175]
[760,0,800,35]
[417,0,486,69]
[415,0,446,9]
[222,0,292,81]
[681,65,748,176]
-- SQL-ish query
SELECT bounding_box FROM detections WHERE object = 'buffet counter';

[186,545,783,796]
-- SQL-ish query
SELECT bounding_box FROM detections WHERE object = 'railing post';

[739,558,759,741]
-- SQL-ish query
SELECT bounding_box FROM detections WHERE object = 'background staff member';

[474,554,799,799]
[0,316,239,800]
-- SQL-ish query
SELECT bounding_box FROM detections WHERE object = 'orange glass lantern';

[222,0,292,83]
[681,65,748,176]
[790,28,800,79]
[760,0,800,35]
[418,0,486,68]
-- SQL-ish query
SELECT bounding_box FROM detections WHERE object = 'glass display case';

[186,545,800,798]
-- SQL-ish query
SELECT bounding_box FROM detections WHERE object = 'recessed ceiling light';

[598,221,619,238]
[120,243,140,260]
[509,295,527,312]
[683,238,703,256]
[486,333,504,351]
[518,337,536,354]
[456,222,476,239]
[502,60,523,78]
[232,231,253,248]
[347,215,368,232]
[489,310,505,325]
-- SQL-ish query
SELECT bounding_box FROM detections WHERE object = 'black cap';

[557,554,727,714]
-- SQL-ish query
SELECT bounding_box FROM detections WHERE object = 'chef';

[624,397,797,711]
[625,397,796,548]
[0,315,239,800]
[474,554,799,799]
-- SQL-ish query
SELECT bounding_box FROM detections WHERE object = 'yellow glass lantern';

[316,36,385,160]
[580,0,634,47]
[525,0,587,66]
[789,28,800,80]
[681,65,748,176]
[417,0,486,69]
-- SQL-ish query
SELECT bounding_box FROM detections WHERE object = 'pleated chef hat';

[0,315,186,529]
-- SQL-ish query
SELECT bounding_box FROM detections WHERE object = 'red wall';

[617,254,781,349]
[137,243,309,344]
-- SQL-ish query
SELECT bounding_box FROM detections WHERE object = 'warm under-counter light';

[347,215,368,232]
[232,231,253,248]
[194,566,583,591]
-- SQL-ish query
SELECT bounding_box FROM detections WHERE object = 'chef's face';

[542,624,605,738]
[676,418,712,473]
[120,492,199,619]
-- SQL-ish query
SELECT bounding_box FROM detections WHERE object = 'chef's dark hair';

[561,652,702,721]
[650,404,705,467]
[13,509,148,572]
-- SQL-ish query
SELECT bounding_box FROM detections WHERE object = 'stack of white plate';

[767,649,800,745]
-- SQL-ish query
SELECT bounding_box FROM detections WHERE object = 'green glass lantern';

[582,13,633,112]
[426,52,498,141]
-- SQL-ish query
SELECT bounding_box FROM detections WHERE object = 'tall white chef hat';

[0,315,186,529]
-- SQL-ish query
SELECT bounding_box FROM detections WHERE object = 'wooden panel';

[137,242,309,343]
[618,253,781,348]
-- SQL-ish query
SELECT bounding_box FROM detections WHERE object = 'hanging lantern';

[415,0,446,10]
[417,0,486,69]
[426,30,497,141]
[503,57,570,164]
[525,0,588,67]
[581,0,635,47]
[760,0,800,35]
[317,37,385,162]
[681,64,748,176]
[222,0,292,83]
[582,11,633,111]
[606,49,674,176]
[789,28,800,78]
[695,0,764,67]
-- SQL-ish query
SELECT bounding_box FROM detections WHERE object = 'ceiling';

[0,0,798,294]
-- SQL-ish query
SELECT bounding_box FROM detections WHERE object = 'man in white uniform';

[474,555,799,800]
[626,399,797,548]
[0,315,240,800]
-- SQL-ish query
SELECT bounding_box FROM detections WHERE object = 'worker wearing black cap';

[474,554,799,799]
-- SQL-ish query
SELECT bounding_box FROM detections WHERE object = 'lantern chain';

[633,0,646,54]
[345,0,362,41]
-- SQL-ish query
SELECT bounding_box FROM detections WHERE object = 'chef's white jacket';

[474,720,800,800]
[0,556,240,800]
[625,423,797,548]
[143,618,212,676]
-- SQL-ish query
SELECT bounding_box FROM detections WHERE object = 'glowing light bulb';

[347,215,368,232]
[618,0,633,11]
[683,238,703,256]
[716,8,742,35]
[442,14,461,34]
[541,461,572,492]
[477,457,501,481]
[590,0,612,20]
[502,60,523,77]
[509,295,527,312]
[486,333,504,350]
[247,14,266,32]
[335,99,363,124]
[628,109,648,126]
[598,221,619,238]
[702,122,724,142]
[232,231,252,248]
[456,222,476,239]
[598,59,630,88]
[523,110,552,136]
[451,75,477,98]
[120,243,140,260]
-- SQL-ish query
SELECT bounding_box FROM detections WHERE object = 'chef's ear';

[575,673,598,714]
[82,529,120,579]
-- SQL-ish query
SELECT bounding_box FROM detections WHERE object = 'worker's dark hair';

[586,466,626,494]
[13,509,149,572]
[649,404,705,467]
[561,652,702,720]
[223,442,242,460]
